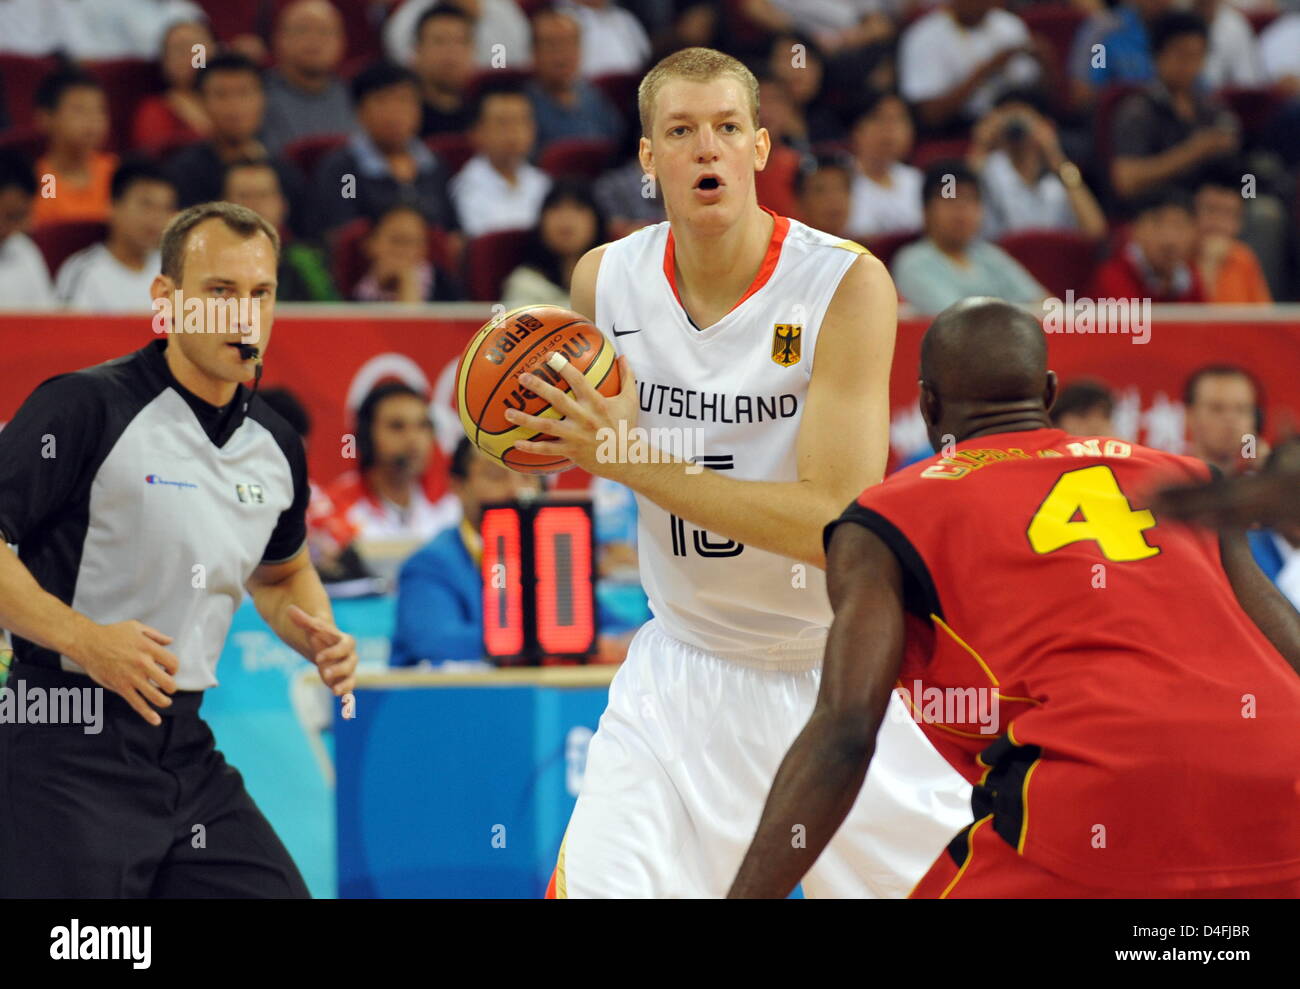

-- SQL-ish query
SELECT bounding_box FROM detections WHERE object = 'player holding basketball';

[730,298,1300,898]
[505,47,970,898]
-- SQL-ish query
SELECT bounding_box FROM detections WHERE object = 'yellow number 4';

[1027,465,1160,561]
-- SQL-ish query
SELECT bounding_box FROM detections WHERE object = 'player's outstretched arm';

[512,252,898,567]
[1153,472,1300,529]
[1218,527,1300,676]
[728,522,905,898]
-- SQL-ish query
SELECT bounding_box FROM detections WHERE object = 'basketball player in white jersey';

[505,47,971,898]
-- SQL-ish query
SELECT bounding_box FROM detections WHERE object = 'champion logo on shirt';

[144,474,198,490]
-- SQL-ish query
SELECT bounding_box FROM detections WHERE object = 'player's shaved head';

[918,297,1057,450]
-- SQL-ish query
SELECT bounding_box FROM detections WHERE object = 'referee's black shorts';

[0,663,309,898]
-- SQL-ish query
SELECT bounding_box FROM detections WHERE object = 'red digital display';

[534,506,595,656]
[480,508,524,658]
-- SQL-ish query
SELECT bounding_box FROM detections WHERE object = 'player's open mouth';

[693,174,724,201]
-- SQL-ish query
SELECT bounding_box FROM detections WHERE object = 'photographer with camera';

[966,92,1107,241]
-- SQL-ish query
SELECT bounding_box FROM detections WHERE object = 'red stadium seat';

[1219,86,1289,144]
[425,132,475,176]
[909,137,971,171]
[30,221,109,278]
[1020,5,1087,67]
[996,229,1102,299]
[0,126,47,161]
[0,54,60,131]
[591,72,640,115]
[864,229,922,270]
[282,133,348,180]
[196,0,266,45]
[1246,11,1280,35]
[330,216,454,299]
[85,59,164,154]
[539,138,616,179]
[465,227,530,302]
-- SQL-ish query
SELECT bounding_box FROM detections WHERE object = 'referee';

[0,202,358,898]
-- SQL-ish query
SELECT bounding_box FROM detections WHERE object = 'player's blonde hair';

[637,47,760,138]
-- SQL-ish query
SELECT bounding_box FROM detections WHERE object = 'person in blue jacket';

[390,438,540,665]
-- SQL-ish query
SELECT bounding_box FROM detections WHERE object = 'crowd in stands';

[1,0,1298,313]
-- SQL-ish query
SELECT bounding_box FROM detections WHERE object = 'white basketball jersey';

[595,210,871,663]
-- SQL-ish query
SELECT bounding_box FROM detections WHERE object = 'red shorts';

[911,815,1300,899]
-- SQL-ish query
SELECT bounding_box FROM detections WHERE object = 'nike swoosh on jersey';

[611,324,642,337]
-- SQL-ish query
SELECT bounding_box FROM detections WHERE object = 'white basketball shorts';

[549,619,973,898]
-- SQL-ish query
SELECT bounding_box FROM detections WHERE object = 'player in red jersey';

[729,297,1300,898]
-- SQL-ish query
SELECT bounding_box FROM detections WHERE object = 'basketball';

[456,304,622,474]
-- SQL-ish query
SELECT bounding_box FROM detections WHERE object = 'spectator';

[967,93,1106,240]
[898,0,1045,133]
[0,0,204,59]
[1195,0,1264,89]
[222,160,340,302]
[354,203,462,301]
[1068,0,1176,108]
[1194,167,1271,303]
[1109,14,1240,205]
[413,4,477,136]
[1050,379,1116,436]
[131,19,215,155]
[384,0,533,71]
[742,0,896,94]
[390,437,541,667]
[326,381,461,545]
[167,54,310,234]
[795,153,854,238]
[1109,12,1287,292]
[31,68,117,227]
[315,61,461,241]
[756,73,813,165]
[0,151,56,309]
[502,179,606,307]
[1259,12,1300,167]
[593,126,665,238]
[561,0,653,78]
[1183,364,1263,476]
[1090,188,1206,302]
[1246,438,1300,608]
[892,160,1049,314]
[450,79,552,237]
[527,5,625,153]
[261,0,356,156]
[766,33,845,145]
[55,159,177,312]
[846,91,923,239]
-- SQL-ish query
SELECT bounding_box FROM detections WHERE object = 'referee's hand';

[74,621,179,726]
[287,605,359,702]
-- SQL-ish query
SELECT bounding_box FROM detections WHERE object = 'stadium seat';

[330,216,455,299]
[0,126,46,161]
[30,221,109,279]
[539,138,616,179]
[1246,11,1280,35]
[1219,86,1289,145]
[424,132,475,177]
[755,144,800,218]
[1020,4,1087,67]
[863,229,922,270]
[86,58,164,154]
[591,72,640,115]
[996,229,1102,299]
[910,137,971,171]
[465,227,530,302]
[469,68,531,97]
[0,54,60,131]
[282,133,349,181]
[196,0,266,46]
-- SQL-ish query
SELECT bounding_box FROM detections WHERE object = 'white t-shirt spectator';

[1259,14,1300,83]
[560,1,652,78]
[450,154,552,238]
[1203,3,1264,88]
[848,162,923,238]
[384,0,532,70]
[0,0,204,57]
[0,232,57,309]
[770,0,886,33]
[979,150,1076,238]
[55,244,160,313]
[898,7,1040,120]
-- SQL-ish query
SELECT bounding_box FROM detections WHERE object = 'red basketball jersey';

[833,427,1300,891]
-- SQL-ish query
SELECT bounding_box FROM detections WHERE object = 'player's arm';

[1218,527,1300,675]
[517,251,898,567]
[246,547,358,696]
[567,242,607,323]
[728,521,906,897]
[1152,472,1300,529]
